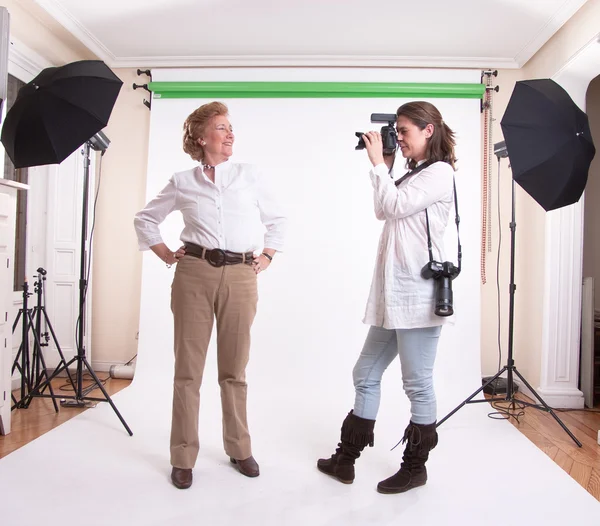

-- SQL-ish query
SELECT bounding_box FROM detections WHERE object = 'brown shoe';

[171,467,193,489]
[230,456,260,477]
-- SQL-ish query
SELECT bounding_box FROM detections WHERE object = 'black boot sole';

[376,479,426,494]
[317,464,354,484]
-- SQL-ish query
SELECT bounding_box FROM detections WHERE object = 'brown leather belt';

[184,242,253,267]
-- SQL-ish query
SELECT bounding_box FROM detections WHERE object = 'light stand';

[437,149,582,447]
[11,268,76,410]
[29,138,132,436]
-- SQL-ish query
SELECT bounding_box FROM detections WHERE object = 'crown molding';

[513,0,589,67]
[33,0,116,64]
[8,37,53,81]
[106,54,519,70]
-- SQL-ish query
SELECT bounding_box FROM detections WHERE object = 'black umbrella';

[1,60,123,169]
[500,78,595,211]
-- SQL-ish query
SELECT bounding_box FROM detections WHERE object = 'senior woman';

[134,101,286,489]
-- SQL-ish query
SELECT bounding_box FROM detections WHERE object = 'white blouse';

[134,161,287,254]
[363,160,456,329]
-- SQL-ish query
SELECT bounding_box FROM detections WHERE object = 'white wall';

[90,68,151,370]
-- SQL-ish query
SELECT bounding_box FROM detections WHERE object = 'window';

[3,73,27,291]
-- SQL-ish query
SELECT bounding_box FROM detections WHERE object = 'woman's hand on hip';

[150,242,183,268]
[252,254,271,275]
[363,131,385,167]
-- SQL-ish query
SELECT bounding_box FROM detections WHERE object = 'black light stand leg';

[20,283,29,404]
[11,278,61,412]
[437,178,581,447]
[11,282,32,410]
[57,142,132,435]
[39,306,76,393]
[437,367,509,426]
[10,312,23,408]
[22,308,58,412]
[33,269,76,395]
[512,368,582,447]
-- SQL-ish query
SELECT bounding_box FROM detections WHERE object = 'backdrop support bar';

[148,81,486,99]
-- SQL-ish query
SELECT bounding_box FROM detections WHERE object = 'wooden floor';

[485,392,600,501]
[0,376,131,458]
[1,381,599,501]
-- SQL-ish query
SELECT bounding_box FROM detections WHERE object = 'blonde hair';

[182,101,229,162]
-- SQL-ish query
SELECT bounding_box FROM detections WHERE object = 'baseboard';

[11,361,127,391]
[533,387,585,409]
[480,375,585,410]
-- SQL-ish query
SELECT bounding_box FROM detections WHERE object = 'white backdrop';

[137,68,482,447]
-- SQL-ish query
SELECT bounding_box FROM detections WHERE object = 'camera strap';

[425,177,461,271]
[393,160,461,272]
[393,159,433,186]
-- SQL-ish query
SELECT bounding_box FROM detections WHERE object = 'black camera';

[421,261,461,317]
[355,113,398,156]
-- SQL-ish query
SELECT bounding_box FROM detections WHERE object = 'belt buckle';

[206,248,226,267]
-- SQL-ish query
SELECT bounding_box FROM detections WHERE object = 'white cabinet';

[0,179,27,435]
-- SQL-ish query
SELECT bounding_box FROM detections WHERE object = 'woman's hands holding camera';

[362,131,386,167]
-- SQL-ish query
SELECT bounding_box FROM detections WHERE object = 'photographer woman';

[317,101,457,494]
[134,102,286,489]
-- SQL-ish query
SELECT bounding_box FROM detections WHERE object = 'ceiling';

[31,0,589,69]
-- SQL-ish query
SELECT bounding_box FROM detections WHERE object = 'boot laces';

[391,423,422,451]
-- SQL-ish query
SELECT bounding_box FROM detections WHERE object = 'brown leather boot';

[377,421,438,494]
[171,467,193,489]
[317,410,375,484]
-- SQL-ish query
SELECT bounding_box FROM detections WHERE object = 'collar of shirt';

[199,159,232,185]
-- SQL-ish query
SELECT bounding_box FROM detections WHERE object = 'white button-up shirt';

[363,160,456,329]
[134,161,286,254]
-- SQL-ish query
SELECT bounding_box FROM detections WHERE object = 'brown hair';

[182,101,229,162]
[396,101,457,171]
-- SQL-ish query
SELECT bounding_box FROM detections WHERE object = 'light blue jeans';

[353,325,442,425]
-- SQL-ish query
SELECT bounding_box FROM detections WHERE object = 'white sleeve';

[373,189,386,221]
[133,175,178,250]
[256,169,287,252]
[369,162,453,219]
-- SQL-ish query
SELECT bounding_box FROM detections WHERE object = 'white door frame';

[538,34,600,408]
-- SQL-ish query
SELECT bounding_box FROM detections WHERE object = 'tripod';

[25,142,132,436]
[437,176,582,447]
[11,268,75,411]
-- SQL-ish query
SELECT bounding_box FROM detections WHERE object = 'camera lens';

[434,277,454,317]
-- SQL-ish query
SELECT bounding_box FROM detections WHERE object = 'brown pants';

[170,255,258,469]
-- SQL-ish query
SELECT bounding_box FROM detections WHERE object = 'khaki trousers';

[169,255,258,469]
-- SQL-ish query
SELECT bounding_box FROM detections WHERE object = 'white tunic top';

[363,160,456,329]
[134,161,286,254]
